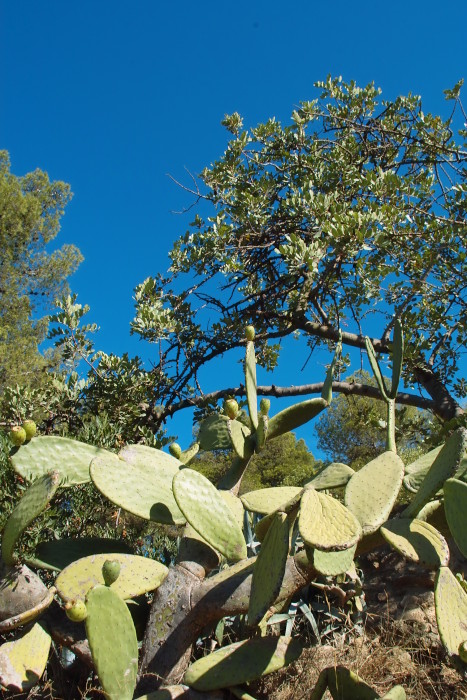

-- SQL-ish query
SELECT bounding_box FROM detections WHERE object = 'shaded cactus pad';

[306,462,355,490]
[90,448,185,525]
[197,413,232,451]
[434,566,467,658]
[85,585,138,700]
[27,536,132,572]
[10,435,112,485]
[443,478,467,558]
[2,471,61,566]
[0,622,51,692]
[173,468,247,561]
[55,553,168,603]
[380,518,449,569]
[345,451,404,535]
[240,486,302,515]
[183,636,302,691]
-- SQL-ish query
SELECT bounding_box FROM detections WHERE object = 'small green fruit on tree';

[10,426,27,446]
[224,398,239,419]
[102,560,121,586]
[65,600,88,622]
[22,420,37,440]
[245,325,255,341]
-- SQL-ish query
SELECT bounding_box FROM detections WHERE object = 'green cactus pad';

[26,537,132,572]
[55,553,168,604]
[255,414,268,451]
[321,665,381,700]
[0,622,51,692]
[219,490,245,529]
[402,428,467,519]
[90,449,185,525]
[267,398,327,441]
[389,319,404,400]
[228,419,255,460]
[312,544,357,576]
[380,518,449,569]
[404,444,443,475]
[85,585,138,700]
[248,512,289,626]
[306,462,355,490]
[240,487,303,515]
[2,471,61,566]
[345,451,405,535]
[173,468,247,561]
[180,442,200,464]
[197,413,232,451]
[434,566,467,657]
[444,478,467,557]
[10,435,111,485]
[183,636,302,691]
[365,336,389,401]
[299,487,362,551]
[245,341,258,430]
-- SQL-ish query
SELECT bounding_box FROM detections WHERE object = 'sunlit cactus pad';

[27,537,133,572]
[299,487,362,551]
[86,585,138,700]
[10,435,112,485]
[2,471,61,566]
[197,413,232,451]
[312,544,357,576]
[90,449,185,525]
[0,622,51,692]
[403,428,467,519]
[248,512,289,626]
[434,566,467,658]
[173,468,247,561]
[306,462,355,490]
[404,443,443,479]
[183,636,302,691]
[228,419,254,460]
[55,553,168,604]
[240,486,302,515]
[219,490,245,529]
[443,478,467,558]
[267,398,327,441]
[380,518,449,569]
[345,451,404,535]
[245,340,258,429]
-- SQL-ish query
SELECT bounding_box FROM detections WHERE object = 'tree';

[124,77,466,429]
[315,370,436,469]
[0,151,82,402]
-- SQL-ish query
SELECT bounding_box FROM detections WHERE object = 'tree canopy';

[126,77,466,426]
[0,152,82,403]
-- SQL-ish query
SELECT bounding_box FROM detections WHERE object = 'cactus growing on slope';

[0,324,466,697]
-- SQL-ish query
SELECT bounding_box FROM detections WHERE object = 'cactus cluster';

[0,324,466,698]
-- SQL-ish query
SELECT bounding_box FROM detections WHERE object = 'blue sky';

[1,1,466,455]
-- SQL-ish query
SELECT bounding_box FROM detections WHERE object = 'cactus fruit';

[85,585,138,700]
[259,397,270,415]
[183,636,302,691]
[9,426,26,446]
[102,559,121,586]
[22,419,37,440]
[224,398,240,419]
[173,468,247,561]
[65,599,88,622]
[169,442,182,459]
[245,325,255,341]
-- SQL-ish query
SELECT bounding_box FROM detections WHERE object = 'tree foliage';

[0,152,82,404]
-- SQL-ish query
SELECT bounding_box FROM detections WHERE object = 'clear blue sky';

[2,1,466,455]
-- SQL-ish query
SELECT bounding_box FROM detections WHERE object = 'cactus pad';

[197,413,232,451]
[345,451,404,535]
[0,563,54,632]
[180,442,200,464]
[27,537,132,572]
[434,566,467,657]
[2,471,61,566]
[299,488,361,551]
[173,468,247,561]
[403,429,467,519]
[389,319,404,400]
[267,398,327,441]
[240,487,302,515]
[219,490,245,529]
[443,478,467,558]
[245,341,258,430]
[380,518,449,569]
[228,419,255,460]
[0,622,51,692]
[85,584,138,700]
[248,512,289,626]
[55,553,168,604]
[306,462,355,490]
[183,636,302,691]
[10,435,111,485]
[90,450,185,525]
[312,544,357,577]
[404,444,443,476]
